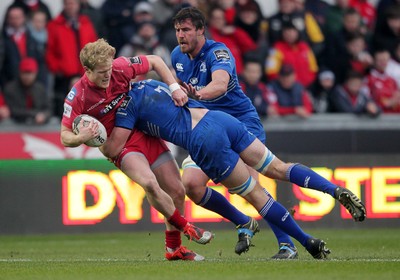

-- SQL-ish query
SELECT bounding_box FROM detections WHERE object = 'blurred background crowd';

[0,0,400,126]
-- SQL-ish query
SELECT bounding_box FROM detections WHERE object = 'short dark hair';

[172,7,206,31]
[345,70,364,81]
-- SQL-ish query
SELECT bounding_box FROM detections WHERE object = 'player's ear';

[197,27,205,36]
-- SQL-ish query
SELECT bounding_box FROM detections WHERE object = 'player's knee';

[266,160,290,180]
[252,147,275,174]
[168,184,186,204]
[182,180,203,202]
[228,176,256,197]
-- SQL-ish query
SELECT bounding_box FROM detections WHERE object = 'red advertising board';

[0,131,103,159]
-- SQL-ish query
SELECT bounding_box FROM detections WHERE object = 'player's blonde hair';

[79,38,116,70]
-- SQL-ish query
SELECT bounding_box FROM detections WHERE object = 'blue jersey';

[171,39,265,143]
[115,79,256,183]
[115,79,205,150]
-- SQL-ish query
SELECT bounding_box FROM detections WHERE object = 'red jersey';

[61,55,170,166]
[366,69,400,113]
[62,56,150,133]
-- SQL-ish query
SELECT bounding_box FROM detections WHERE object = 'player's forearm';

[198,79,227,100]
[147,55,177,86]
[60,127,84,147]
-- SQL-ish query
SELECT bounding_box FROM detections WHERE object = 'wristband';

[169,82,181,93]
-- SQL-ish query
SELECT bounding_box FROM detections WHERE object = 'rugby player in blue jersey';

[102,79,362,259]
[169,6,365,259]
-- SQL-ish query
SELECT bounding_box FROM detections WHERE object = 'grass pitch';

[0,228,399,280]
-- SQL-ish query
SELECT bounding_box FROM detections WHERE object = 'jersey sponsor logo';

[63,103,72,118]
[129,57,142,64]
[189,77,198,85]
[213,49,230,60]
[100,93,126,115]
[200,61,207,72]
[119,96,131,109]
[176,63,184,72]
[66,88,76,101]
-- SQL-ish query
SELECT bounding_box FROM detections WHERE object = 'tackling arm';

[100,127,131,159]
[146,55,187,106]
[184,70,229,100]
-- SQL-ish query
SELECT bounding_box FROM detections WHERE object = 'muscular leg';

[182,164,249,226]
[239,138,366,222]
[121,153,176,217]
[220,158,330,259]
[183,156,296,255]
[150,152,212,260]
[247,167,296,254]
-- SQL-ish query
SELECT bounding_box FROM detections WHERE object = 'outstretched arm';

[146,55,188,106]
[100,127,131,159]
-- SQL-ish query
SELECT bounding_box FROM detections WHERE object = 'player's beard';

[180,39,196,56]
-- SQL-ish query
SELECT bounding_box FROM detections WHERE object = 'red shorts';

[113,129,169,169]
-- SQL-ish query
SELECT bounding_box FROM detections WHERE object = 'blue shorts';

[236,114,266,144]
[188,111,256,183]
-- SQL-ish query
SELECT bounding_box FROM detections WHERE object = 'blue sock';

[287,164,336,197]
[268,221,295,247]
[198,187,249,225]
[259,198,311,247]
[262,190,295,247]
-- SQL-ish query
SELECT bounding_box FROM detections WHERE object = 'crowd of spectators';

[1,0,400,126]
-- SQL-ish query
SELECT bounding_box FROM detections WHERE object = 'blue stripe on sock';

[198,187,249,225]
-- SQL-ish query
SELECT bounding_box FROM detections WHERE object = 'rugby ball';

[72,114,107,147]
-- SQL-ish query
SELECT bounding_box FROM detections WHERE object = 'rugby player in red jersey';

[60,39,213,261]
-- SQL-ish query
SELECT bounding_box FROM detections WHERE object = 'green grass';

[0,228,399,280]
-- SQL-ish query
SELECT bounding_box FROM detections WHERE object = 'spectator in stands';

[372,5,400,57]
[118,20,172,81]
[80,0,107,38]
[6,0,52,22]
[100,0,137,54]
[309,69,336,113]
[3,57,51,124]
[329,70,380,116]
[324,0,350,34]
[349,0,376,31]
[134,2,155,22]
[321,8,370,70]
[265,21,318,89]
[215,0,236,25]
[234,0,265,43]
[207,5,257,74]
[132,2,156,31]
[386,42,400,88]
[0,90,11,122]
[46,0,97,118]
[239,57,279,118]
[366,49,400,113]
[266,64,313,118]
[375,1,400,45]
[267,0,325,56]
[26,10,49,93]
[328,32,373,84]
[304,0,331,26]
[234,0,268,61]
[153,0,182,27]
[0,5,44,87]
